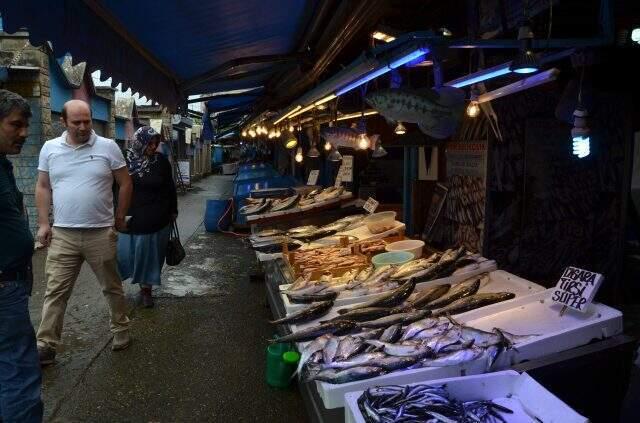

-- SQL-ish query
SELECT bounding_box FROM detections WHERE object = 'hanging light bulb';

[510,21,539,74]
[328,147,342,162]
[241,130,247,137]
[268,129,276,138]
[308,143,320,158]
[295,147,304,163]
[275,128,281,138]
[372,140,388,158]
[288,123,295,132]
[571,107,590,159]
[394,122,407,135]
[285,135,298,149]
[324,141,332,151]
[358,133,370,150]
[248,128,256,138]
[466,101,480,118]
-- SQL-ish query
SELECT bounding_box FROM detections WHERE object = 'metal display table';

[263,259,637,423]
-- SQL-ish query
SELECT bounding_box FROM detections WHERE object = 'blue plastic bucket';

[205,199,231,232]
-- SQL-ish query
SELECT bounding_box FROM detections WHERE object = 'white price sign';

[363,197,379,214]
[551,266,604,313]
[341,155,354,182]
[307,170,319,186]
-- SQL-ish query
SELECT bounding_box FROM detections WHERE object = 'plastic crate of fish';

[344,371,588,423]
[313,290,622,409]
[286,270,546,332]
[279,260,498,314]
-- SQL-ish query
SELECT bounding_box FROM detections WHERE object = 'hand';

[115,217,128,232]
[37,224,52,247]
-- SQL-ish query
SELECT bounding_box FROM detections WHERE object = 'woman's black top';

[127,154,178,234]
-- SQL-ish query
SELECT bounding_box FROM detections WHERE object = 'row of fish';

[291,316,536,384]
[240,186,348,216]
[357,383,514,423]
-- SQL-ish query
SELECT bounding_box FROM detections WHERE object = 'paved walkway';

[29,175,307,422]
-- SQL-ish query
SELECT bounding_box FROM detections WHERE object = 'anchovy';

[311,366,386,384]
[286,291,338,304]
[431,292,515,317]
[424,278,480,309]
[410,284,451,309]
[358,309,431,329]
[338,278,416,314]
[270,320,356,343]
[269,300,334,325]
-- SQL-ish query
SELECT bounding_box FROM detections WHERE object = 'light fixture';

[466,101,480,118]
[285,136,298,149]
[274,105,302,125]
[446,64,512,88]
[324,141,332,151]
[336,110,379,122]
[632,28,640,44]
[394,122,407,135]
[372,140,388,158]
[288,124,294,132]
[268,130,275,138]
[248,129,256,138]
[295,147,304,163]
[308,144,320,158]
[440,27,453,37]
[372,31,396,43]
[336,47,430,96]
[476,68,559,104]
[314,94,336,106]
[510,22,539,74]
[241,130,247,137]
[289,103,315,119]
[358,133,370,150]
[328,147,342,162]
[275,129,281,137]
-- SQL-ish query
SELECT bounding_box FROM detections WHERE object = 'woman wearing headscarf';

[117,126,177,307]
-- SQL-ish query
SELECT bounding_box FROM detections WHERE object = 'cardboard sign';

[149,119,163,134]
[307,170,319,186]
[552,266,604,313]
[177,160,191,185]
[341,155,354,182]
[363,197,379,214]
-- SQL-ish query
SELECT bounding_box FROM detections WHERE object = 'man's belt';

[0,269,28,282]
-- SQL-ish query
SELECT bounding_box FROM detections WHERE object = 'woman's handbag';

[165,221,185,266]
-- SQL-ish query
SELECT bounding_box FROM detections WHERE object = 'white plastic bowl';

[385,239,425,259]
[363,211,397,234]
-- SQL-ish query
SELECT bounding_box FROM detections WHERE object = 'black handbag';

[165,221,185,266]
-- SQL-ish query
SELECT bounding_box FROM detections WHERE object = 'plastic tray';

[344,371,588,423]
[280,258,497,314]
[314,289,622,409]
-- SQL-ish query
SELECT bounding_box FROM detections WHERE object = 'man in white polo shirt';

[35,99,133,364]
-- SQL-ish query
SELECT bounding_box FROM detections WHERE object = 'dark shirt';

[0,156,34,273]
[127,154,178,234]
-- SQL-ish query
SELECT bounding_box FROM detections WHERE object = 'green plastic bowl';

[371,251,414,267]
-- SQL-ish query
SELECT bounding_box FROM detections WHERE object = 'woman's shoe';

[140,287,154,308]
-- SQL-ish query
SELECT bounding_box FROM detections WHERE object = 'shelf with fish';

[344,371,588,423]
[246,191,354,224]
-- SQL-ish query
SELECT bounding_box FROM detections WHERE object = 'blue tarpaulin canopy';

[0,0,318,116]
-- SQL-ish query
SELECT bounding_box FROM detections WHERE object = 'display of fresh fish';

[294,334,330,379]
[357,383,514,423]
[320,126,379,150]
[492,328,539,345]
[391,258,433,279]
[365,86,465,139]
[286,291,338,304]
[270,320,356,343]
[423,278,480,309]
[334,335,366,361]
[323,307,393,324]
[338,278,416,314]
[322,336,340,364]
[364,339,431,358]
[239,199,271,215]
[409,322,453,341]
[309,366,385,384]
[269,300,334,325]
[335,214,366,224]
[346,265,375,289]
[319,352,387,370]
[254,228,284,238]
[289,228,338,242]
[378,324,403,343]
[409,284,451,309]
[269,194,300,212]
[252,240,301,254]
[282,281,328,296]
[399,317,441,341]
[287,225,318,235]
[319,221,350,232]
[421,346,485,367]
[431,292,515,317]
[358,309,430,329]
[314,186,344,202]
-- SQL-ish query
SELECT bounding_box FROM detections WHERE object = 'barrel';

[204,199,231,232]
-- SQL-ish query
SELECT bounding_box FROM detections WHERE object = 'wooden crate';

[283,237,369,279]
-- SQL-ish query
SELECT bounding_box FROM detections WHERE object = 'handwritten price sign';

[552,266,603,313]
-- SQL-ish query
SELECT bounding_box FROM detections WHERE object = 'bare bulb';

[249,129,256,138]
[241,130,247,137]
[289,124,294,132]
[295,147,303,163]
[324,141,332,151]
[466,101,480,118]
[358,134,370,150]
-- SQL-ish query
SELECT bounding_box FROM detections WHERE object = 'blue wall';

[49,57,73,113]
[115,118,126,140]
[91,96,110,122]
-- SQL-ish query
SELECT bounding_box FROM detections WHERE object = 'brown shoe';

[112,331,131,351]
[140,287,154,308]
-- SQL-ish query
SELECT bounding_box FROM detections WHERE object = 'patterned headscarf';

[126,126,160,177]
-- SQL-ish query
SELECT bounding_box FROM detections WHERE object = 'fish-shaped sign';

[366,86,466,139]
[320,126,379,150]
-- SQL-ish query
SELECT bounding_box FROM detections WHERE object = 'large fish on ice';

[365,86,466,139]
[320,126,379,150]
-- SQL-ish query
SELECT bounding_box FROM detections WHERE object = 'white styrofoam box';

[344,371,588,423]
[280,260,500,314]
[287,270,546,333]
[299,220,406,251]
[456,288,624,367]
[318,354,491,409]
[254,251,282,262]
[314,289,622,409]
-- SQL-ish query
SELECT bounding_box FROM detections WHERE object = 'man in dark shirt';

[0,89,43,422]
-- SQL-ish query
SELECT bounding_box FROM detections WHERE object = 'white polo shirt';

[38,131,126,228]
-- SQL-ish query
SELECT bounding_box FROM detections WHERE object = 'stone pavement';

[28,175,307,422]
